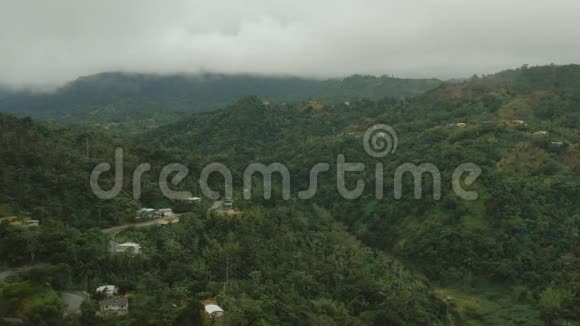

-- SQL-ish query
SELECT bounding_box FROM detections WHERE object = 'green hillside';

[0,64,578,325]
[140,64,580,324]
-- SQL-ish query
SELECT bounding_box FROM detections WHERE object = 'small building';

[209,200,241,217]
[344,101,351,106]
[0,216,18,223]
[96,285,118,298]
[117,243,141,255]
[551,141,564,146]
[5,218,39,227]
[26,220,39,227]
[201,299,224,321]
[455,122,467,128]
[110,241,142,255]
[533,130,548,136]
[204,304,224,319]
[137,208,156,219]
[511,120,526,125]
[99,297,128,316]
[186,197,202,203]
[157,208,173,217]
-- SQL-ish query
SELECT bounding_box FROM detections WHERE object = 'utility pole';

[224,255,229,295]
[86,136,90,159]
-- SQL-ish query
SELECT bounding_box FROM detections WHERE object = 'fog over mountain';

[1,0,580,87]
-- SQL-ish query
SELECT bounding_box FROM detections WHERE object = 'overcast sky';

[1,0,580,87]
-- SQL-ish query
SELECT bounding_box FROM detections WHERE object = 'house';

[96,285,118,298]
[201,299,224,320]
[4,217,39,227]
[204,304,224,319]
[26,220,39,227]
[137,208,157,219]
[110,241,142,255]
[186,197,202,203]
[157,208,173,217]
[99,297,128,316]
[117,243,141,255]
[8,219,23,226]
[455,122,467,128]
[209,199,241,217]
[0,216,18,223]
[533,130,548,136]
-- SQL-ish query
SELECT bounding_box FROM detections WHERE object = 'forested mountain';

[0,73,441,126]
[0,64,579,325]
[0,114,142,228]
[0,117,447,324]
[140,64,580,324]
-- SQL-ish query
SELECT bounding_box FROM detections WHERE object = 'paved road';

[101,219,158,234]
[1,215,182,279]
[0,264,47,280]
[61,292,85,315]
[101,215,181,234]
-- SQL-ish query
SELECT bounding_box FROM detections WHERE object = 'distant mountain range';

[0,73,441,125]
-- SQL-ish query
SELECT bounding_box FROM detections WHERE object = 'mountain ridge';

[0,72,442,125]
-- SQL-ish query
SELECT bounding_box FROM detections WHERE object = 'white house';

[118,243,141,255]
[110,241,142,255]
[204,304,224,319]
[26,220,39,227]
[99,297,128,316]
[157,208,173,217]
[96,285,118,298]
[186,197,201,203]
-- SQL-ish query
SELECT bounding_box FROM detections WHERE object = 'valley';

[0,65,579,325]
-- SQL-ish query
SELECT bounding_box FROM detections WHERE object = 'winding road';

[100,215,181,235]
[1,215,181,279]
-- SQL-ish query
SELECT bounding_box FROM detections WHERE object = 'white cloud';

[1,0,579,86]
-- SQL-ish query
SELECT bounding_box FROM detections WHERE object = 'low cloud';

[1,0,579,86]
